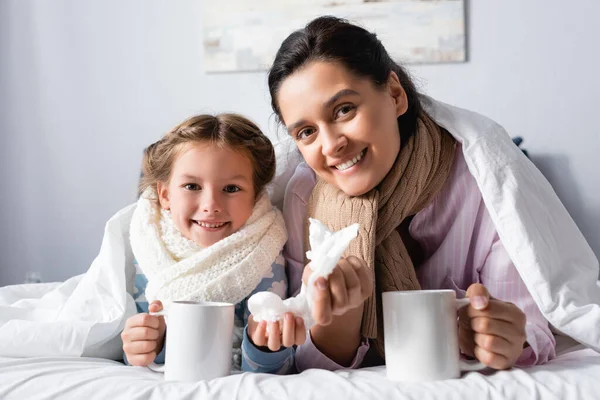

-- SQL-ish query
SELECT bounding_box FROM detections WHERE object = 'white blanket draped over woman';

[0,97,598,359]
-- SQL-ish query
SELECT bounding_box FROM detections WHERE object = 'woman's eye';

[224,185,240,193]
[296,128,315,140]
[184,183,200,191]
[336,104,355,118]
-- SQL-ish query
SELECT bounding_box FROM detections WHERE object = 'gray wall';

[1,0,599,285]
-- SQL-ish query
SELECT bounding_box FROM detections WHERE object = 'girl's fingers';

[148,300,163,313]
[267,321,282,351]
[126,352,158,367]
[294,317,306,345]
[125,313,161,330]
[123,339,159,355]
[282,313,295,348]
[121,326,160,342]
[251,320,268,347]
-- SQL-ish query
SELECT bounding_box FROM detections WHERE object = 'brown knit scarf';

[306,113,456,358]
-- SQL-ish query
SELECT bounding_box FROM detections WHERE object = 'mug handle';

[145,309,167,372]
[455,298,487,372]
[147,362,165,372]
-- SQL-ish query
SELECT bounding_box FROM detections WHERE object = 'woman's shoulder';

[284,162,317,207]
[412,144,484,235]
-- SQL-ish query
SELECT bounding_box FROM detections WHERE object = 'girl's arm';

[240,255,296,374]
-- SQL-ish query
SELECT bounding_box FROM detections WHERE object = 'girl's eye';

[296,127,315,141]
[223,185,240,193]
[336,104,355,118]
[184,183,200,191]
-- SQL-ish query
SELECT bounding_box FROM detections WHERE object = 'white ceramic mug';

[148,300,234,382]
[382,290,485,382]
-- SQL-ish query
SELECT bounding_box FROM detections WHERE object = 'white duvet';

[0,97,598,361]
[0,344,597,400]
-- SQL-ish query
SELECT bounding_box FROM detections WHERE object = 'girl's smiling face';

[157,142,255,247]
[276,61,408,196]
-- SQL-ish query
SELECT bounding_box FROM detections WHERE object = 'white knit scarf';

[129,188,287,306]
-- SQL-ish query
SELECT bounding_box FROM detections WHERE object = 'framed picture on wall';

[203,0,467,73]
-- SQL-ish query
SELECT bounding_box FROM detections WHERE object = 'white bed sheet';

[1,346,597,400]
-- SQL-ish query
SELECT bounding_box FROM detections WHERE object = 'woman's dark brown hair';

[268,16,422,144]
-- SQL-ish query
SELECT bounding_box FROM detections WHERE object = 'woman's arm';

[283,165,371,370]
[476,236,556,366]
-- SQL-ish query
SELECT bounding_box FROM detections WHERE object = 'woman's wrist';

[309,305,364,367]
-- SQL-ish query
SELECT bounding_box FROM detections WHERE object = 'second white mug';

[382,290,485,382]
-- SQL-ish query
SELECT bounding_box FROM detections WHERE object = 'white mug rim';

[383,289,456,297]
[171,300,234,307]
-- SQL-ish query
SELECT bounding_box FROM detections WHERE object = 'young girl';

[251,15,600,372]
[120,113,300,373]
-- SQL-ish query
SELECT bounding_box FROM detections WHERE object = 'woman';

[253,16,600,372]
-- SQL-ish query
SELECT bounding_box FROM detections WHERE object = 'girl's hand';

[458,284,527,369]
[247,312,306,351]
[304,256,373,326]
[121,300,166,366]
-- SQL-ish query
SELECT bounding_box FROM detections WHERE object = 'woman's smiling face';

[276,61,408,196]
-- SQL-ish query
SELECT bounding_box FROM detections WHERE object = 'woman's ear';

[387,72,408,117]
[157,182,170,210]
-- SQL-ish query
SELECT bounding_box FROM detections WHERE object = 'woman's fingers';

[473,345,511,370]
[329,265,349,311]
[312,277,333,325]
[346,256,373,300]
[470,316,525,341]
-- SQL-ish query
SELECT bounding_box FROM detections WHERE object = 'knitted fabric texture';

[130,188,287,306]
[306,114,456,357]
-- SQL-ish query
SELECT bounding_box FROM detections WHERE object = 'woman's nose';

[320,127,347,156]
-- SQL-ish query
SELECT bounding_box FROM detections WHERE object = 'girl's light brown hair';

[139,114,276,200]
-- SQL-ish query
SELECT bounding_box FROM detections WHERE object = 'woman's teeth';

[335,149,366,171]
[196,221,227,228]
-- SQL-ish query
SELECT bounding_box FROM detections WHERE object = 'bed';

[0,339,597,400]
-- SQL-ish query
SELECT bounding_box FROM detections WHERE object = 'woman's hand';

[458,284,528,369]
[247,312,306,351]
[304,255,373,326]
[121,300,166,366]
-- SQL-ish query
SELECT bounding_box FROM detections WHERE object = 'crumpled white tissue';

[248,218,359,329]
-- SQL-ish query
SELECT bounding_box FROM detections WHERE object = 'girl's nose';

[201,190,222,214]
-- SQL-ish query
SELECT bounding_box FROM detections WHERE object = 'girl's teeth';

[197,222,226,228]
[335,149,365,171]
